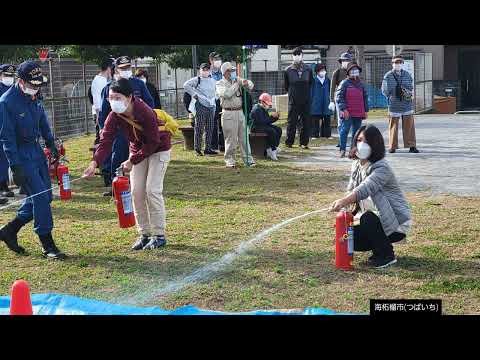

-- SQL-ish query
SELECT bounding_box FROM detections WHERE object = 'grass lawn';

[0,131,479,314]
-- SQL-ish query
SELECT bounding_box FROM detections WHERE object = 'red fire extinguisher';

[112,167,136,228]
[56,161,71,201]
[335,209,354,270]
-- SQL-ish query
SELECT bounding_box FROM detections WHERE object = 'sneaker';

[373,255,397,269]
[336,144,340,148]
[42,246,67,260]
[131,235,150,251]
[271,150,278,161]
[285,144,293,148]
[389,148,396,153]
[339,150,346,158]
[204,149,218,155]
[266,147,273,160]
[226,163,236,168]
[143,235,166,250]
[409,147,419,153]
[103,189,113,197]
[195,150,204,156]
[300,145,310,150]
[248,162,256,167]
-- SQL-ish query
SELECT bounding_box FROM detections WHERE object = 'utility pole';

[192,45,198,76]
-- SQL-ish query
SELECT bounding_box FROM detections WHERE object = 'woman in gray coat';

[330,124,412,269]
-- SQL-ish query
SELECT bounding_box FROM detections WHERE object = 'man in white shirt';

[91,58,114,143]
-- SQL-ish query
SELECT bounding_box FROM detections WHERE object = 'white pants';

[221,110,254,166]
[130,150,171,236]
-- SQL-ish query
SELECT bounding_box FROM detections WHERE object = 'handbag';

[392,71,413,101]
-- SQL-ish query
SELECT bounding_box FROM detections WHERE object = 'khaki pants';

[130,150,171,236]
[388,115,417,150]
[221,110,254,166]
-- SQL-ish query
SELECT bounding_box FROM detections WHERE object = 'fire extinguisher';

[112,167,136,228]
[335,209,354,270]
[56,160,71,201]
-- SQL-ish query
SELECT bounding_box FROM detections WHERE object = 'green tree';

[0,45,52,63]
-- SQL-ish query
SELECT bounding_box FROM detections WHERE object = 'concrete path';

[281,115,480,196]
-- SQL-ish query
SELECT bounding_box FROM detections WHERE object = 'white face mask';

[140,77,147,83]
[341,61,350,69]
[350,69,360,78]
[110,100,128,114]
[393,63,402,71]
[21,82,39,96]
[1,77,14,86]
[318,71,326,78]
[214,60,222,68]
[293,55,302,63]
[119,70,132,79]
[200,70,210,78]
[356,141,372,160]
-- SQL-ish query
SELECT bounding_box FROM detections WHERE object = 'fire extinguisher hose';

[0,176,84,212]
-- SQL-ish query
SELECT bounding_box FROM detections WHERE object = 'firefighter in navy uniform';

[0,61,66,259]
[98,56,154,196]
[0,64,17,202]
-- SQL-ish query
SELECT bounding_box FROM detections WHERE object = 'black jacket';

[284,62,312,105]
[146,82,162,109]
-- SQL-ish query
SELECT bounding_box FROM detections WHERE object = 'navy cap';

[115,56,131,68]
[199,62,210,70]
[17,61,46,86]
[0,64,16,75]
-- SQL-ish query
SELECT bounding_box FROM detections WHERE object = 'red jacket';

[94,97,171,166]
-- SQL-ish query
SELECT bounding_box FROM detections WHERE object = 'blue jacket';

[310,75,332,116]
[98,77,154,129]
[250,103,276,128]
[0,84,54,167]
[0,83,12,98]
[381,69,414,114]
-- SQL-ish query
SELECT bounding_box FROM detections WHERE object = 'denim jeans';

[339,117,362,151]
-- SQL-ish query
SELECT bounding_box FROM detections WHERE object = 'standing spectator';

[250,93,282,161]
[216,62,255,168]
[335,62,369,158]
[84,79,172,250]
[91,58,114,145]
[135,69,162,109]
[310,63,333,139]
[330,52,353,147]
[284,47,313,149]
[330,125,411,268]
[0,64,17,202]
[183,63,217,156]
[381,56,419,154]
[209,52,224,152]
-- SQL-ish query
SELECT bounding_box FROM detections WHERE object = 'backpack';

[183,76,201,113]
[118,109,180,142]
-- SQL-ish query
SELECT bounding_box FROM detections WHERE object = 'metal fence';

[247,52,434,113]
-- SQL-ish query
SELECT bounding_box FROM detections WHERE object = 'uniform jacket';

[216,77,254,109]
[0,84,54,167]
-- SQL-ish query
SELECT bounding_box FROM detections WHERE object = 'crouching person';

[250,93,282,161]
[330,125,411,269]
[0,61,66,259]
[83,78,172,251]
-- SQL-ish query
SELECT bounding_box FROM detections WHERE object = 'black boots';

[38,233,66,260]
[0,218,26,254]
[0,181,14,198]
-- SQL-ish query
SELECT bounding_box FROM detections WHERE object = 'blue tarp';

[0,293,359,315]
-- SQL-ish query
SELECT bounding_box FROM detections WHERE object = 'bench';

[179,126,194,151]
[249,132,268,158]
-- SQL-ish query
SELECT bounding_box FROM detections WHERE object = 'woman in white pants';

[83,78,172,250]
